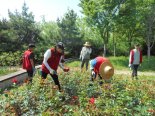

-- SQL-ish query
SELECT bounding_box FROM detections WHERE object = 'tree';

[137,0,155,59]
[116,0,138,51]
[79,0,126,56]
[57,9,82,57]
[0,18,19,52]
[39,21,61,49]
[8,2,40,49]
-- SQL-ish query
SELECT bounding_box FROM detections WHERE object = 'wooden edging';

[0,65,41,90]
[0,58,77,90]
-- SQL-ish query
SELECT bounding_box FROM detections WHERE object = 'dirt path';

[115,70,155,77]
[19,66,155,77]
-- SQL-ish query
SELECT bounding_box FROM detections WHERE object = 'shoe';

[99,81,103,86]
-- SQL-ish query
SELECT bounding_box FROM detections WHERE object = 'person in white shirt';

[41,42,69,91]
[129,44,142,79]
[79,42,92,71]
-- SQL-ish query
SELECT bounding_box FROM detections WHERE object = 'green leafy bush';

[0,51,23,66]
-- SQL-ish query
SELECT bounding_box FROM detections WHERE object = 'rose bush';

[0,69,155,115]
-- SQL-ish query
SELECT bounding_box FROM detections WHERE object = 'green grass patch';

[109,56,155,72]
[66,60,80,67]
[109,56,129,70]
[0,67,18,76]
[66,56,155,72]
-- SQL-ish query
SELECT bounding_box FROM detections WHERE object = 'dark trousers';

[41,71,61,90]
[132,64,139,78]
[81,59,89,70]
[27,70,33,82]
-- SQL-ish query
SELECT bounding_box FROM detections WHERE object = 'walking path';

[115,70,155,77]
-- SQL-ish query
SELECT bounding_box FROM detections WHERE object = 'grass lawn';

[66,56,155,72]
[0,67,18,76]
[109,56,155,72]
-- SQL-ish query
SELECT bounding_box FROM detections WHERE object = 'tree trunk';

[103,43,106,57]
[147,37,151,61]
[113,35,116,57]
[147,46,151,60]
[114,43,116,57]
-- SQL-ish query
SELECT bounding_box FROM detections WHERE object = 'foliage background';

[0,1,155,66]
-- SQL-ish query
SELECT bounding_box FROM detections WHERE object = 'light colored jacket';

[129,49,142,65]
[80,46,92,60]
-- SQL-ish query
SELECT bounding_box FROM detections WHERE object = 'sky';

[0,0,83,22]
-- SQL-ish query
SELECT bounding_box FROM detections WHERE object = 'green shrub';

[0,51,23,66]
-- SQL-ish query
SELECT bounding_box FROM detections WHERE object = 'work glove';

[63,67,70,72]
[128,64,132,68]
[50,69,57,75]
[91,70,96,77]
[128,64,133,70]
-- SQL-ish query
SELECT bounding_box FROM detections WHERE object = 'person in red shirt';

[89,56,114,85]
[41,42,69,91]
[22,44,35,82]
[129,44,142,79]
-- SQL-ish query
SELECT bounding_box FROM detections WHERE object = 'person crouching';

[89,56,114,85]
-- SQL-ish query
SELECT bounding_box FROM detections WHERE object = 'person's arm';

[129,50,134,67]
[129,50,133,64]
[43,49,54,72]
[59,55,70,72]
[29,53,35,69]
[89,59,96,70]
[59,56,64,70]
[89,47,92,54]
[79,47,84,59]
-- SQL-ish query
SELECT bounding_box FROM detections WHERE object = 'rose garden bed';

[0,67,155,116]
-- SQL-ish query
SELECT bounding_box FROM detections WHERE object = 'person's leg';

[41,71,48,79]
[85,59,89,71]
[132,65,136,79]
[50,74,61,91]
[134,65,139,79]
[40,71,48,84]
[27,70,33,82]
[81,59,85,70]
[98,74,103,85]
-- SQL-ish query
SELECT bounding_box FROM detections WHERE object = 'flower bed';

[0,69,155,115]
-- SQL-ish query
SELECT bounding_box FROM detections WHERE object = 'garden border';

[0,65,41,90]
[0,58,76,90]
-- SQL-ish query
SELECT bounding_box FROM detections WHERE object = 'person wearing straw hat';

[89,56,114,85]
[79,42,92,71]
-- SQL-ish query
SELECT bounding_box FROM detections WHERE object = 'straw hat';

[84,42,91,46]
[99,61,114,80]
